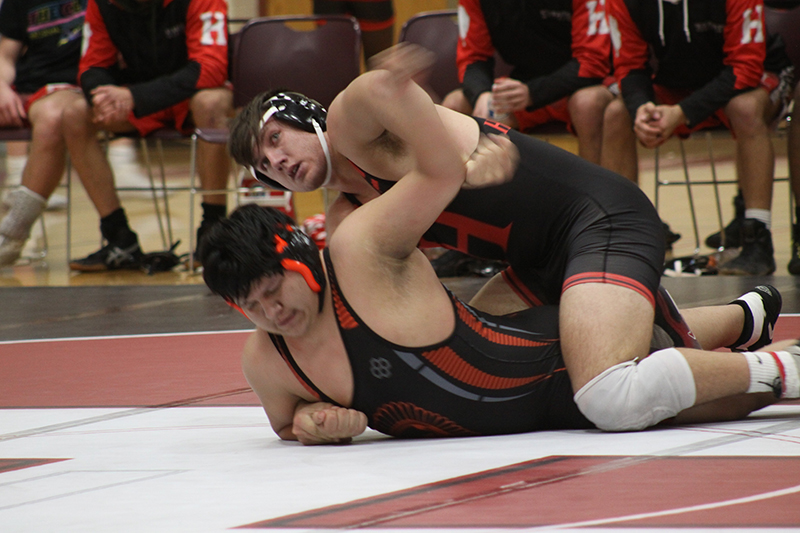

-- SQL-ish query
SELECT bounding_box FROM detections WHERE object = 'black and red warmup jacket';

[608,0,791,127]
[456,0,612,109]
[78,0,228,117]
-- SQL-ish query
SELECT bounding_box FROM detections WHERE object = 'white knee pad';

[574,348,697,431]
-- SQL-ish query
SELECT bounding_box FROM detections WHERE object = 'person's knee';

[62,97,92,135]
[569,86,613,123]
[727,91,770,137]
[30,102,69,145]
[573,348,696,431]
[191,88,233,127]
[441,89,472,114]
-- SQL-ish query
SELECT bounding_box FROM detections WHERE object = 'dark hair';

[228,89,285,171]
[228,90,328,191]
[199,204,295,304]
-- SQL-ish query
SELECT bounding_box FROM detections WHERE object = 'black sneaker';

[727,285,782,351]
[788,224,800,275]
[705,192,745,249]
[718,219,775,276]
[69,240,144,272]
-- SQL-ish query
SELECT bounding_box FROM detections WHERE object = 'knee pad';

[574,348,697,431]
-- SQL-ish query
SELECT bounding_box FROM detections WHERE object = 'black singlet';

[349,117,665,307]
[270,249,593,439]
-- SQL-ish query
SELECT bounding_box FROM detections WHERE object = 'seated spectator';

[0,0,86,267]
[602,0,793,276]
[789,83,800,274]
[64,0,233,271]
[313,0,395,63]
[443,0,615,166]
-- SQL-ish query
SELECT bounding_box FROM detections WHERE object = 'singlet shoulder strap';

[268,333,336,404]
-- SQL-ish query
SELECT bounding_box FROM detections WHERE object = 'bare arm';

[241,330,367,445]
[0,37,25,126]
[327,44,468,259]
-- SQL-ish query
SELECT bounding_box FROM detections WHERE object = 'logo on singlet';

[369,357,392,379]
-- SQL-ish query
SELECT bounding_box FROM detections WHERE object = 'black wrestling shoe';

[69,234,143,272]
[718,219,775,276]
[727,285,782,352]
[705,192,745,249]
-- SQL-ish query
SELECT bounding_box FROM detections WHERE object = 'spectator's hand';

[463,133,519,189]
[368,42,435,90]
[0,82,26,127]
[490,77,530,115]
[653,104,686,142]
[473,91,493,119]
[634,102,665,148]
[90,85,134,125]
[292,402,368,445]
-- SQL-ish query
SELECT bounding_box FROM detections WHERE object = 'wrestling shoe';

[705,192,745,249]
[727,285,782,352]
[788,224,800,276]
[718,219,775,276]
[69,232,144,272]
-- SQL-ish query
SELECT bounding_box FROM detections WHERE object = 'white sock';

[744,208,771,229]
[744,350,800,398]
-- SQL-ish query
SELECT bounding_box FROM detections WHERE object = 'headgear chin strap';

[274,224,327,312]
[251,92,330,190]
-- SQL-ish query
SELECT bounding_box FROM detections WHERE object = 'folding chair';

[399,10,513,104]
[188,15,362,268]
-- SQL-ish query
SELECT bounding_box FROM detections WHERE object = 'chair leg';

[678,139,701,254]
[705,131,726,249]
[138,138,169,250]
[188,132,198,271]
[155,138,174,246]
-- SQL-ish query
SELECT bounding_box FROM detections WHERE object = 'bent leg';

[23,90,82,198]
[559,282,654,393]
[600,95,639,183]
[190,88,233,206]
[568,85,614,165]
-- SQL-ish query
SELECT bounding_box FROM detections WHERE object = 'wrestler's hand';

[292,401,368,445]
[463,133,519,189]
[368,42,435,90]
[91,85,134,125]
[0,82,25,127]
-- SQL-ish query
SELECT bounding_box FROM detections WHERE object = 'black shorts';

[423,119,665,307]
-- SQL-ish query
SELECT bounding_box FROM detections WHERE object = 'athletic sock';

[99,207,136,245]
[744,209,771,229]
[201,202,226,226]
[744,348,800,398]
[0,186,46,240]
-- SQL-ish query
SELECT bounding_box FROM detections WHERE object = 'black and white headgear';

[250,92,331,191]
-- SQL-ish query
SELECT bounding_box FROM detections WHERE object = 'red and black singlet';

[269,249,593,438]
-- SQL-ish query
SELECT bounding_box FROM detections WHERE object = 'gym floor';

[2,132,800,531]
